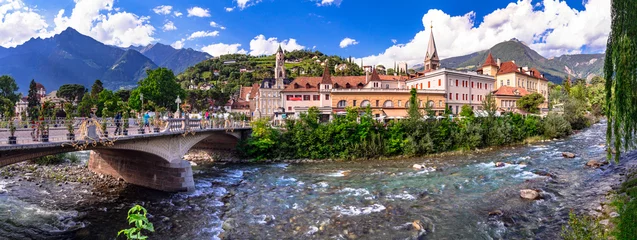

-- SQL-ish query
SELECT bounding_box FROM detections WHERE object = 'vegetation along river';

[0,121,630,239]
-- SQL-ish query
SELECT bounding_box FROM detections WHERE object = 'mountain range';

[432,39,604,84]
[0,28,211,92]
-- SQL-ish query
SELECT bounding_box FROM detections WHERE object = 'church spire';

[277,44,283,54]
[424,22,440,71]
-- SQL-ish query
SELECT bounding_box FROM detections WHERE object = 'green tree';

[115,89,131,102]
[129,68,186,112]
[605,0,637,161]
[386,68,396,75]
[57,84,86,102]
[26,80,40,121]
[516,92,545,113]
[90,80,104,98]
[407,88,422,120]
[77,94,95,117]
[459,104,474,118]
[482,93,498,117]
[0,75,19,104]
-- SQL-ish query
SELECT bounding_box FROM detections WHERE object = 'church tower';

[274,44,286,88]
[424,23,440,71]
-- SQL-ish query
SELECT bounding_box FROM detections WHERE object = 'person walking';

[114,112,122,135]
[143,111,151,133]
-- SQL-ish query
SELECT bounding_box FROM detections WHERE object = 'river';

[0,121,628,239]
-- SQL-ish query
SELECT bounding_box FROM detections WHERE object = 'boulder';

[411,220,422,231]
[520,189,540,200]
[562,152,576,158]
[412,164,424,170]
[586,160,609,168]
[488,210,503,216]
[495,162,505,168]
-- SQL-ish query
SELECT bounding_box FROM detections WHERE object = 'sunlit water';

[0,121,627,239]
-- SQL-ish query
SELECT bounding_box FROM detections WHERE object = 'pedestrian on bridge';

[143,111,151,133]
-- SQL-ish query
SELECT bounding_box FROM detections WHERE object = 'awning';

[382,109,408,118]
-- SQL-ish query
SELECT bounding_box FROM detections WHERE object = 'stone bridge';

[0,118,251,192]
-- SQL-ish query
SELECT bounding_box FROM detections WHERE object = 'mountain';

[132,43,211,75]
[0,28,157,92]
[434,39,604,84]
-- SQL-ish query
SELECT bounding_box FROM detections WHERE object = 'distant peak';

[61,27,80,35]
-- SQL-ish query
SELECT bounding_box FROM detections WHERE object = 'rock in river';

[586,160,609,168]
[412,164,423,170]
[494,162,505,168]
[562,152,576,158]
[520,189,540,200]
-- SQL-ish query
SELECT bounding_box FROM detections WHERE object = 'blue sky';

[1,0,610,68]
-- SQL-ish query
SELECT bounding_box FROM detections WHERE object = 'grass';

[31,153,80,165]
[561,211,609,240]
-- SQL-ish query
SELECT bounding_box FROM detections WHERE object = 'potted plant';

[66,120,75,141]
[101,117,109,138]
[153,114,161,133]
[137,117,145,135]
[122,111,129,136]
[40,121,49,142]
[8,120,17,144]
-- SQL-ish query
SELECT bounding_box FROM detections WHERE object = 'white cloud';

[152,5,172,15]
[173,11,182,17]
[171,38,185,49]
[52,0,155,47]
[163,21,176,31]
[355,0,611,69]
[187,30,220,40]
[0,0,49,48]
[225,7,235,12]
[391,39,397,44]
[339,37,358,48]
[210,21,225,30]
[202,43,247,56]
[316,0,342,7]
[248,34,305,56]
[187,7,210,17]
[235,0,261,10]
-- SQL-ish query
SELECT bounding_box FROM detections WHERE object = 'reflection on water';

[0,121,626,239]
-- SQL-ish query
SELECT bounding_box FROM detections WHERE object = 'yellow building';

[479,53,550,111]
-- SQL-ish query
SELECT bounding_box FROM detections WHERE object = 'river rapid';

[0,121,629,239]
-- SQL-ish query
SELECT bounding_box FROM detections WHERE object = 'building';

[406,25,496,115]
[491,86,530,113]
[15,82,46,118]
[281,62,335,120]
[478,52,550,111]
[228,86,253,116]
[251,45,292,119]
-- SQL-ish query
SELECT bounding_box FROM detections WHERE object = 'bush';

[561,211,608,240]
[543,113,572,139]
[31,153,70,165]
[564,98,591,130]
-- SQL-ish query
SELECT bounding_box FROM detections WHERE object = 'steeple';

[482,52,498,67]
[277,44,283,54]
[321,60,332,84]
[424,22,440,71]
[275,44,286,84]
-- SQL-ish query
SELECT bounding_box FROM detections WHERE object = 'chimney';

[496,58,501,67]
[365,71,369,84]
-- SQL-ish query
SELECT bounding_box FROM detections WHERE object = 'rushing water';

[0,121,628,239]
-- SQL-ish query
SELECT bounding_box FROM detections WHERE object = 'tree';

[115,89,131,102]
[407,88,422,120]
[77,94,95,117]
[26,80,40,121]
[90,80,104,98]
[128,68,185,112]
[482,93,498,117]
[57,84,86,102]
[459,104,474,118]
[0,75,19,104]
[604,0,637,161]
[516,93,545,113]
[563,77,572,94]
[387,68,396,75]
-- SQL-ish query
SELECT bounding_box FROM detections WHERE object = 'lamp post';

[140,93,144,114]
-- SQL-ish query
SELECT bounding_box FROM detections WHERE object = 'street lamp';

[140,93,144,114]
[175,95,182,118]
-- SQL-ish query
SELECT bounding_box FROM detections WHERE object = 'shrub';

[561,211,608,240]
[31,153,69,165]
[118,205,154,240]
[543,113,572,139]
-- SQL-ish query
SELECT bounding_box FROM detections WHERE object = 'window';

[419,100,423,107]
[455,106,459,114]
[507,79,510,86]
[337,100,347,108]
[325,94,330,100]
[286,95,293,100]
[456,80,459,86]
[375,100,380,107]
[288,107,292,111]
[303,95,310,101]
[383,100,393,107]
[456,93,459,100]
[295,95,302,99]
[428,100,434,107]
[471,82,474,88]
[313,95,320,101]
[438,100,442,107]
[398,100,402,107]
[438,79,441,86]
[428,82,431,88]
[385,84,389,89]
[471,94,474,101]
[353,100,357,106]
[361,100,370,107]
[420,83,423,89]
[500,80,503,86]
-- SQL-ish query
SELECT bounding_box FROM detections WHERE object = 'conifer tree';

[26,80,40,121]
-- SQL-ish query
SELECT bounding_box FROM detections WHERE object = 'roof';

[497,61,547,80]
[492,86,530,97]
[250,83,259,98]
[277,44,283,53]
[321,60,332,84]
[35,82,45,90]
[482,52,498,67]
[238,86,252,101]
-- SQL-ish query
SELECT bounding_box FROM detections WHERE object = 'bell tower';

[274,45,286,88]
[424,22,440,71]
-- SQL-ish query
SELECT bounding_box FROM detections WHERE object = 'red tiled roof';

[482,53,497,67]
[321,62,332,84]
[250,83,259,98]
[492,86,530,97]
[497,61,547,80]
[282,74,404,92]
[282,77,322,92]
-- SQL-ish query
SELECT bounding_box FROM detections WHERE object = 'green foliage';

[459,104,474,118]
[0,75,19,118]
[516,92,545,114]
[77,94,96,117]
[57,84,86,102]
[407,88,422,120]
[543,113,572,139]
[563,98,591,130]
[605,0,637,161]
[31,153,71,165]
[482,93,498,117]
[129,68,185,112]
[560,211,608,240]
[27,80,40,121]
[118,205,154,240]
[90,80,104,98]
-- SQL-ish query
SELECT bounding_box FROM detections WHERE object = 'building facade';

[252,45,291,119]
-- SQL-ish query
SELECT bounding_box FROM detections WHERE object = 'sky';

[0,0,611,69]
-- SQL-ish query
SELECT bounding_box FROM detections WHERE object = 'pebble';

[610,212,620,218]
